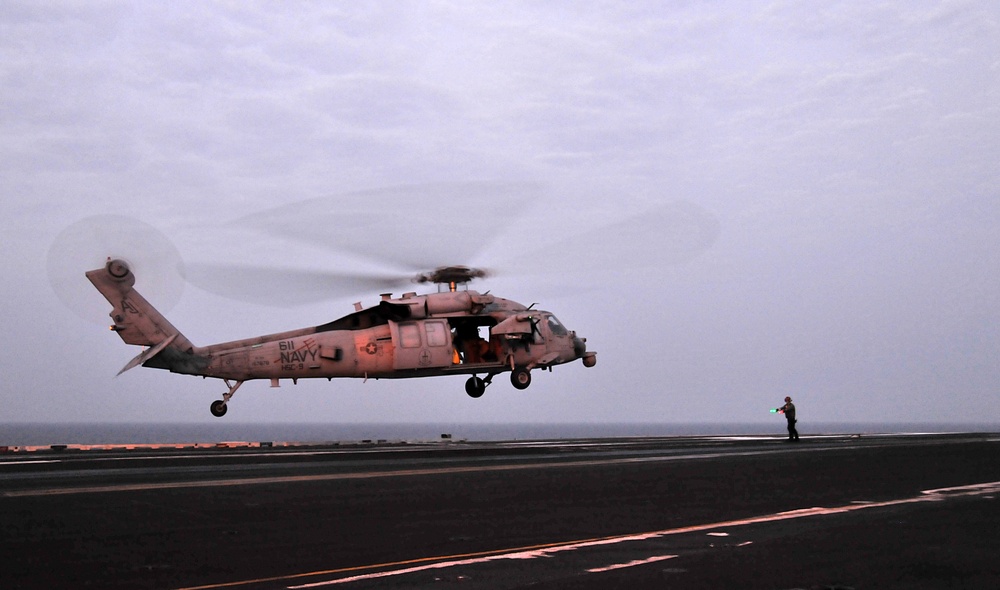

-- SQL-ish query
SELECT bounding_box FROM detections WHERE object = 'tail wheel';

[511,367,531,390]
[465,376,486,398]
[210,400,228,417]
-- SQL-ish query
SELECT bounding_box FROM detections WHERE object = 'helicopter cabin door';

[390,319,454,370]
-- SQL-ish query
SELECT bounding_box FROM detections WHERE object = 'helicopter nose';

[573,334,597,367]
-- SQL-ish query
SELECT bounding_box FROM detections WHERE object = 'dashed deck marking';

[172,481,1000,590]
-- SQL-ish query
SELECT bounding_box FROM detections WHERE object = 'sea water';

[1,422,996,447]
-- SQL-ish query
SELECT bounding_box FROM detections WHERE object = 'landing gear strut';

[211,379,243,417]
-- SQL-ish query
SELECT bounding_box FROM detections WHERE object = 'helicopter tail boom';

[86,259,197,373]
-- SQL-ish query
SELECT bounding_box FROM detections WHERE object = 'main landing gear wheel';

[210,400,228,417]
[511,367,531,390]
[465,376,486,398]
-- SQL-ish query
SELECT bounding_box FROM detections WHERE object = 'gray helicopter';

[87,260,596,417]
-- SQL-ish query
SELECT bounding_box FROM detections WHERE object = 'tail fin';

[86,259,196,373]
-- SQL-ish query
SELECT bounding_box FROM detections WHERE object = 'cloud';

[2,1,999,426]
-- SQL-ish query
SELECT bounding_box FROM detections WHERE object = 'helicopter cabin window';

[399,323,421,348]
[425,321,448,347]
[546,314,569,336]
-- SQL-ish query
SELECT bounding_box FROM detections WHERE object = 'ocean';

[2,422,997,447]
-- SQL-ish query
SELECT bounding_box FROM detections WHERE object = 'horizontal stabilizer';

[118,333,178,376]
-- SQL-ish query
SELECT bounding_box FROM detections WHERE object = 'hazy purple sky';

[3,2,998,426]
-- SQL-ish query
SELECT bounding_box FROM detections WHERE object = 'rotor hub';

[414,266,489,287]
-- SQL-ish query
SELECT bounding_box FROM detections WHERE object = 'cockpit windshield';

[546,314,569,336]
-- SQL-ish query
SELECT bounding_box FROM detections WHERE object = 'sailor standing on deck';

[776,396,799,442]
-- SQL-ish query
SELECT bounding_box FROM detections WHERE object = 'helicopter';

[86,258,597,417]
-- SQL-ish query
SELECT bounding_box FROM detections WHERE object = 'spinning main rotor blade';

[187,188,720,305]
[184,264,413,307]
[514,199,721,277]
[180,182,536,305]
[232,181,539,272]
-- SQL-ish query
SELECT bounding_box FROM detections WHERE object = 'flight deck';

[2,432,999,589]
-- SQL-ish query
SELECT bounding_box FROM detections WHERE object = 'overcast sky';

[3,1,998,428]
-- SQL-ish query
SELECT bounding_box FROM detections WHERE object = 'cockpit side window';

[546,314,568,336]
